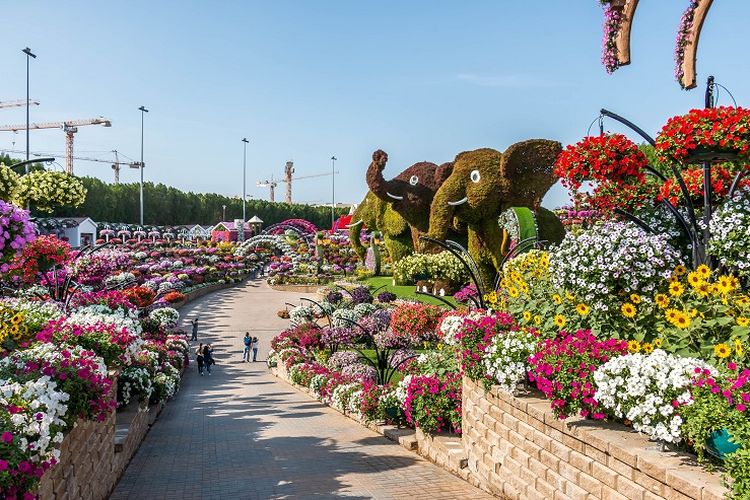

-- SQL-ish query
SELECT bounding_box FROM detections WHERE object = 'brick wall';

[36,380,154,499]
[462,377,728,500]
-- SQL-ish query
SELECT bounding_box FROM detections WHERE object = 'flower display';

[403,372,462,435]
[593,350,714,442]
[656,107,750,162]
[0,163,21,200]
[15,170,87,212]
[709,187,750,280]
[599,1,623,74]
[0,201,34,272]
[389,302,444,343]
[674,0,701,86]
[393,251,467,286]
[148,307,180,329]
[483,330,538,394]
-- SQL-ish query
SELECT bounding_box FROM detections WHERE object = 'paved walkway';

[110,278,492,500]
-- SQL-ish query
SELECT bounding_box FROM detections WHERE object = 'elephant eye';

[409,175,419,186]
[470,170,481,183]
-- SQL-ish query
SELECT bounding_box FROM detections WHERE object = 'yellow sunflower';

[523,311,532,322]
[695,281,711,298]
[576,303,590,316]
[687,272,702,288]
[674,312,691,329]
[714,343,731,359]
[737,296,750,307]
[716,275,734,295]
[737,317,750,327]
[735,339,744,356]
[554,315,566,329]
[10,314,23,325]
[642,342,654,354]
[654,338,663,348]
[696,264,711,279]
[621,303,637,319]
[552,294,562,305]
[508,286,520,298]
[628,340,641,353]
[655,294,670,309]
[630,294,641,304]
[666,308,679,324]
[689,308,698,318]
[534,315,542,325]
[674,264,687,277]
[668,281,684,297]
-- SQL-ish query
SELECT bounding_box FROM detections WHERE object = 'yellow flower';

[674,264,687,276]
[654,338,663,348]
[508,286,520,298]
[628,340,641,353]
[576,303,590,316]
[523,311,532,322]
[630,294,641,304]
[621,303,637,319]
[565,291,575,302]
[665,308,679,324]
[674,312,691,329]
[695,281,710,298]
[519,283,529,294]
[696,264,711,279]
[736,317,750,327]
[735,339,744,356]
[10,314,23,325]
[730,276,740,291]
[687,272,702,288]
[716,275,734,295]
[534,315,541,325]
[689,308,698,318]
[9,324,19,334]
[714,343,731,359]
[668,281,684,297]
[553,294,562,305]
[655,294,670,309]
[642,342,654,354]
[437,343,443,351]
[554,315,566,329]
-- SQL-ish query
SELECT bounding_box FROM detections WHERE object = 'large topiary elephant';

[366,150,454,248]
[426,139,565,286]
[348,190,414,266]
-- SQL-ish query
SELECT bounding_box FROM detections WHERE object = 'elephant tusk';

[386,192,403,200]
[345,219,364,228]
[447,197,468,206]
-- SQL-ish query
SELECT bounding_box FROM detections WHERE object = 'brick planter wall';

[462,377,728,500]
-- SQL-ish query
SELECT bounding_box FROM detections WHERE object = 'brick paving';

[110,278,492,499]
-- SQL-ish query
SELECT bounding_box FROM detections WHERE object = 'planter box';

[462,377,728,499]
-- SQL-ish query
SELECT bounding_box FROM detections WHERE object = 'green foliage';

[49,176,346,226]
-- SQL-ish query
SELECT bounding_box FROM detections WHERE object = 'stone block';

[608,456,635,481]
[565,481,590,500]
[577,471,603,497]
[617,476,647,500]
[569,450,594,475]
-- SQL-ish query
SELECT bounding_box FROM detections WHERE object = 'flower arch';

[237,234,300,270]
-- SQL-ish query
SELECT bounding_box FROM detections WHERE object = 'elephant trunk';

[426,179,462,248]
[366,150,392,202]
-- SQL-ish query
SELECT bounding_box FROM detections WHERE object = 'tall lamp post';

[22,47,36,173]
[242,138,249,221]
[222,204,227,221]
[330,156,337,227]
[138,106,148,225]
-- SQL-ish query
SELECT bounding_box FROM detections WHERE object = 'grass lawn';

[360,276,458,307]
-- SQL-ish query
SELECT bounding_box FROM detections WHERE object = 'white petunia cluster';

[709,186,750,280]
[395,374,413,406]
[593,349,715,443]
[483,331,537,393]
[330,382,361,413]
[149,307,180,329]
[550,221,683,312]
[68,304,143,336]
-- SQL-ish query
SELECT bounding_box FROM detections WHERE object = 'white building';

[51,217,98,247]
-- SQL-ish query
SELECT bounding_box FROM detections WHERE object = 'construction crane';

[256,161,339,203]
[0,117,111,174]
[72,150,138,183]
[0,99,39,109]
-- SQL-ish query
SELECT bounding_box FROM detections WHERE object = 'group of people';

[243,333,259,362]
[195,342,215,375]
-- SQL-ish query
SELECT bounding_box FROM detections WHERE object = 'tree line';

[50,176,348,228]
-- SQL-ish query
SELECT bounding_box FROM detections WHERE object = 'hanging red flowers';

[657,165,750,206]
[655,107,750,163]
[554,133,649,190]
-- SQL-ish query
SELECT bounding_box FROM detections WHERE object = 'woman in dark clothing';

[196,343,205,376]
[202,344,214,375]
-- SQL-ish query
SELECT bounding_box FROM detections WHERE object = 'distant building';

[210,221,256,242]
[43,217,98,247]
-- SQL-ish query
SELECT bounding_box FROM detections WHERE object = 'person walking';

[242,332,252,362]
[203,343,214,375]
[190,318,199,341]
[196,343,205,376]
[252,336,259,362]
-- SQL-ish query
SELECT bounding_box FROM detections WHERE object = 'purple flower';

[376,291,397,303]
[350,286,373,305]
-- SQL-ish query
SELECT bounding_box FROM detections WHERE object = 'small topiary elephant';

[348,190,414,266]
[426,139,565,286]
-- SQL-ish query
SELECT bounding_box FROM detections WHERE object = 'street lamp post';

[222,204,227,221]
[138,106,148,225]
[242,138,249,221]
[331,156,337,227]
[22,47,36,173]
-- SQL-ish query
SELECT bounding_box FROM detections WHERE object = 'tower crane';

[256,161,339,203]
[0,99,39,109]
[71,150,138,183]
[0,117,111,174]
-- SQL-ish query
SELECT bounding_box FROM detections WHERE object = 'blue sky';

[1,1,748,209]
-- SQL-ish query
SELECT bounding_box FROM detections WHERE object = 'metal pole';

[242,138,249,221]
[138,106,148,225]
[703,76,715,267]
[22,48,36,172]
[331,156,337,227]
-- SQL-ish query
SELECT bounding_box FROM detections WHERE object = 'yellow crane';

[0,117,111,174]
[256,161,338,203]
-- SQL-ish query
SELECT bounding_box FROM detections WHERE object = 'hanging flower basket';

[554,133,648,190]
[656,165,748,206]
[655,107,750,164]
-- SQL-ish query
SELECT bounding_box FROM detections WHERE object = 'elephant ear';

[434,162,453,186]
[500,139,562,209]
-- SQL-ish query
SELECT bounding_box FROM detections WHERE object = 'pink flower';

[1,431,12,443]
[737,404,746,412]
[0,460,8,471]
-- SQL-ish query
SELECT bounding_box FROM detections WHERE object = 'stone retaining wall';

[462,377,728,500]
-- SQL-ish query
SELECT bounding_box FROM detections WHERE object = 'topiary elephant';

[366,150,455,248]
[348,190,414,267]
[426,139,565,287]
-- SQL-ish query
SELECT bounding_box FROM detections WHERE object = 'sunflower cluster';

[0,305,29,346]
